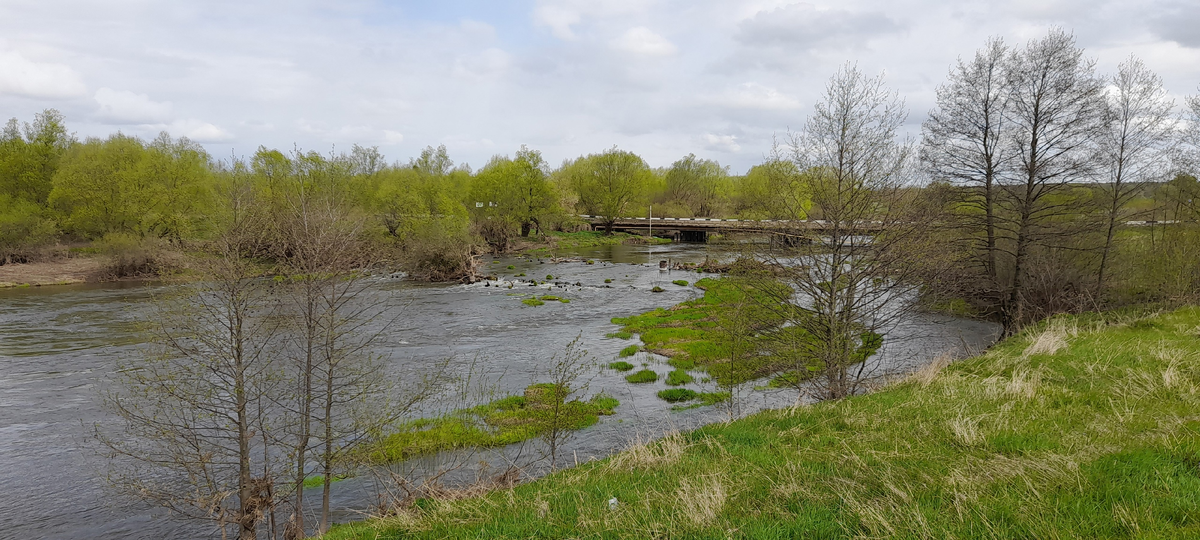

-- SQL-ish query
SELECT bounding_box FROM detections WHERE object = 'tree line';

[0,116,812,275]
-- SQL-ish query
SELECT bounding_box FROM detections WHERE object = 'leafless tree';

[1095,56,1177,297]
[764,63,938,400]
[998,28,1107,330]
[921,37,1012,290]
[532,335,596,471]
[98,240,283,540]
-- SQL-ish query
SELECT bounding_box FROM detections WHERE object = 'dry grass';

[911,351,953,387]
[676,475,727,527]
[1022,320,1077,358]
[947,414,983,447]
[606,432,687,471]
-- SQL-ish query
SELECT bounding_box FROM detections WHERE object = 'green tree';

[663,154,728,217]
[734,158,811,220]
[566,148,650,233]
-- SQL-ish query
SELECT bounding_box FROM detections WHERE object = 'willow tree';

[566,148,650,233]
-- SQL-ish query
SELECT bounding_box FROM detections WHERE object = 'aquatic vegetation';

[651,286,665,293]
[546,274,554,280]
[672,280,688,286]
[606,331,633,340]
[624,369,658,384]
[522,298,545,307]
[656,388,697,402]
[507,265,515,270]
[540,295,560,301]
[665,369,693,386]
[604,279,613,284]
[607,361,635,372]
[618,345,640,357]
[366,386,619,463]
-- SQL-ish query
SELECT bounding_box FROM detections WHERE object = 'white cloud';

[533,3,583,39]
[0,50,86,99]
[701,133,741,153]
[533,0,652,40]
[93,88,173,124]
[453,47,512,79]
[734,3,904,50]
[147,119,232,143]
[612,27,677,56]
[712,82,802,111]
[383,130,404,145]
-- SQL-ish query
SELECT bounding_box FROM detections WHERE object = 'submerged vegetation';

[328,308,1200,539]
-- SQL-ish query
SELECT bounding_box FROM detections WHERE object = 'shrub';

[619,345,640,357]
[607,361,635,372]
[624,369,658,384]
[672,279,689,286]
[657,389,697,402]
[666,369,694,386]
[98,233,182,279]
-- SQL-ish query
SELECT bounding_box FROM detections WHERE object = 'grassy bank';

[327,307,1200,539]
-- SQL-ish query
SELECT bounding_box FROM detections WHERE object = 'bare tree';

[1095,56,1177,297]
[99,240,282,540]
[531,335,596,470]
[999,28,1107,329]
[921,37,1011,290]
[766,63,936,400]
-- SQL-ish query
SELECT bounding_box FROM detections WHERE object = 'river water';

[0,243,1000,539]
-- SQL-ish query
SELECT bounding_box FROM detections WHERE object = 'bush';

[657,389,697,402]
[624,369,658,384]
[618,345,639,357]
[607,361,635,371]
[0,196,58,264]
[666,369,694,386]
[98,233,182,279]
[400,216,479,282]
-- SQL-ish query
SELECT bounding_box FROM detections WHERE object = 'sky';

[1,0,1198,174]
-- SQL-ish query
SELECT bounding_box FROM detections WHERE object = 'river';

[0,243,1000,539]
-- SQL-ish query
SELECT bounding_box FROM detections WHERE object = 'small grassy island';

[327,307,1200,539]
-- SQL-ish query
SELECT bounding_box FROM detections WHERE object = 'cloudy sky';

[1,0,1198,173]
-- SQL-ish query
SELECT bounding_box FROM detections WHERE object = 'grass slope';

[328,308,1200,539]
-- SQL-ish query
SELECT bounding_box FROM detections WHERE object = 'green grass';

[303,474,349,489]
[672,279,689,286]
[665,369,694,386]
[327,308,1200,539]
[521,231,644,255]
[670,391,733,411]
[539,295,560,301]
[365,387,619,463]
[606,330,633,340]
[607,361,635,372]
[611,277,794,385]
[624,369,658,384]
[521,298,545,307]
[656,388,697,402]
[618,345,639,357]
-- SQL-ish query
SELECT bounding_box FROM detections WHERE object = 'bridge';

[580,215,885,242]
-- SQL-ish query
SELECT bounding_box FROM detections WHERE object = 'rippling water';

[0,244,1000,539]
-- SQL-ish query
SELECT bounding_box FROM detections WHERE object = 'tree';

[734,157,811,220]
[470,146,557,244]
[529,336,595,471]
[767,63,933,400]
[999,29,1107,329]
[98,236,282,540]
[664,154,727,217]
[921,37,1011,289]
[566,148,650,233]
[1094,56,1177,297]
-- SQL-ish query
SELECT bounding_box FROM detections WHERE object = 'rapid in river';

[0,243,1000,539]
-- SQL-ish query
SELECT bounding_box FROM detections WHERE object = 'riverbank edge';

[322,306,1200,539]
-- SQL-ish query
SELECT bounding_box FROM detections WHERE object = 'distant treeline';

[0,115,812,265]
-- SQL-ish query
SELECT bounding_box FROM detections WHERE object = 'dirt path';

[0,257,107,288]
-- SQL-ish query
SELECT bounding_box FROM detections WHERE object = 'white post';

[649,205,652,241]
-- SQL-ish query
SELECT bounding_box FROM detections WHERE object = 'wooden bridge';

[581,215,885,242]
